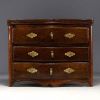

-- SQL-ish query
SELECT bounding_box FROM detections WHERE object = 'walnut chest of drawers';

[8,19,93,86]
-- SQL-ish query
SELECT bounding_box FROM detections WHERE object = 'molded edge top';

[7,19,93,25]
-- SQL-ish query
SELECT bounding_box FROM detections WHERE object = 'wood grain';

[13,47,89,62]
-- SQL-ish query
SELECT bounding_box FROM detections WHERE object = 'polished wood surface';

[13,62,89,80]
[7,19,93,25]
[13,26,89,45]
[13,47,88,62]
[8,19,93,86]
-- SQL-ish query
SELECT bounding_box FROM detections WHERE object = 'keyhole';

[51,51,54,58]
[50,32,53,39]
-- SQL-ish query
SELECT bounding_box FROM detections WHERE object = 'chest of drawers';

[8,19,93,86]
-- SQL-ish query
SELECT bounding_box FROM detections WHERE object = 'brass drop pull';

[51,51,54,58]
[27,67,38,74]
[50,32,54,39]
[26,32,37,38]
[64,33,75,39]
[64,68,75,74]
[65,51,75,57]
[28,51,38,58]
[50,68,53,76]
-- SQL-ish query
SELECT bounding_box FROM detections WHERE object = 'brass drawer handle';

[64,33,75,39]
[51,51,54,58]
[65,51,75,57]
[64,68,75,74]
[50,32,54,39]
[50,68,53,76]
[28,51,38,58]
[26,32,37,38]
[27,67,38,74]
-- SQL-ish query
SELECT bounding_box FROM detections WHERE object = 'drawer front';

[13,62,89,80]
[13,63,50,79]
[51,62,89,79]
[13,47,88,62]
[13,25,89,45]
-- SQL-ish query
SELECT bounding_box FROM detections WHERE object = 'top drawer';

[12,25,89,45]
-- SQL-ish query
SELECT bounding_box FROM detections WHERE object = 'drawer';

[13,47,88,62]
[13,25,89,45]
[13,62,89,80]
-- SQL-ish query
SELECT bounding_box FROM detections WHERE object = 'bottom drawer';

[13,62,89,80]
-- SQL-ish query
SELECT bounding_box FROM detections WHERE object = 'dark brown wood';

[7,19,93,25]
[8,25,14,86]
[13,47,88,62]
[8,19,93,86]
[88,25,93,86]
[13,62,89,80]
[13,25,89,45]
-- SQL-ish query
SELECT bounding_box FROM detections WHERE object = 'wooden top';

[7,19,93,25]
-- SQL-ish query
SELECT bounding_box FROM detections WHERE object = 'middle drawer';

[13,47,88,62]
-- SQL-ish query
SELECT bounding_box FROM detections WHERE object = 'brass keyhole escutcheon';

[50,68,53,76]
[51,51,54,58]
[50,32,54,39]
